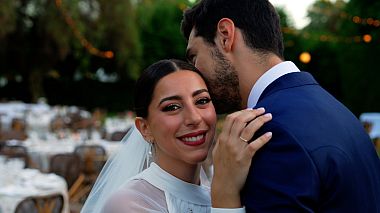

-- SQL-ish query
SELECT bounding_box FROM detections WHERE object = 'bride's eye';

[196,97,211,105]
[162,104,181,112]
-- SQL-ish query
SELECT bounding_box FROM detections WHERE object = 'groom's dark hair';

[134,59,204,118]
[181,0,284,59]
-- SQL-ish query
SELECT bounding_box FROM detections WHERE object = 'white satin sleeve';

[102,179,168,213]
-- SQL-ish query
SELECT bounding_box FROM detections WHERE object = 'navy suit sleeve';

[309,146,365,213]
[241,122,320,212]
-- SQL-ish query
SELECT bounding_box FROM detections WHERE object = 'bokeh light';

[299,52,311,64]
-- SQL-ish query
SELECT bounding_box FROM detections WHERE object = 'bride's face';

[146,70,216,170]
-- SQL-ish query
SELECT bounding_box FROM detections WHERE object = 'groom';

[181,0,380,212]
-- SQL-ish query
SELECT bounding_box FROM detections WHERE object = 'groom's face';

[186,29,242,114]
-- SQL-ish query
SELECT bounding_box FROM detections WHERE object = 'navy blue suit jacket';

[241,72,380,212]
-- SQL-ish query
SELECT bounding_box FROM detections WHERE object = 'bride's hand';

[211,107,272,208]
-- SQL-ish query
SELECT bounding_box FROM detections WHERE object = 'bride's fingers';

[244,132,272,159]
[239,112,272,143]
[219,110,245,141]
[229,108,266,142]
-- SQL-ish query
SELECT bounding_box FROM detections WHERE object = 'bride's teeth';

[183,134,204,142]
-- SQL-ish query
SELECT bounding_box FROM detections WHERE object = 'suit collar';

[257,71,319,104]
[248,61,300,108]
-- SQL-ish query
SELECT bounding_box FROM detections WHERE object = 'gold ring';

[239,136,249,143]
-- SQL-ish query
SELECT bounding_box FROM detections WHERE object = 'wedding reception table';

[22,139,120,172]
[0,158,69,213]
[0,102,51,131]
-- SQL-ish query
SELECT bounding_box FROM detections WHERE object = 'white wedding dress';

[82,127,244,213]
[102,163,211,213]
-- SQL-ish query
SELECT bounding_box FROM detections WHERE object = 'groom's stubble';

[207,48,242,114]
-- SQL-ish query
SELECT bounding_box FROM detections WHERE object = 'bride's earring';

[148,142,153,157]
[146,140,154,167]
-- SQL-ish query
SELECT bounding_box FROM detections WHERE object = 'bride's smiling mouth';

[177,130,208,146]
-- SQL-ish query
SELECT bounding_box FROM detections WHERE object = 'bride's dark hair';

[134,59,204,118]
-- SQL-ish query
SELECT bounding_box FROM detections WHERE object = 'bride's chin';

[193,153,209,163]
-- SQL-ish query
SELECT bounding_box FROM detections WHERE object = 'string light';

[283,5,379,44]
[55,0,114,59]
[363,34,372,43]
[309,7,380,28]
[282,27,376,44]
[350,15,380,27]
[299,52,311,64]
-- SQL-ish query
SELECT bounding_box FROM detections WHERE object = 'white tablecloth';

[0,165,69,213]
[360,112,380,139]
[23,139,120,172]
[0,102,52,131]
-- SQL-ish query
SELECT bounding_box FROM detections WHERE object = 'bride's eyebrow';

[158,95,181,106]
[193,89,209,97]
[158,89,209,106]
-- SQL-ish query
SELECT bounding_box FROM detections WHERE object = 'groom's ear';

[216,18,235,53]
[135,118,153,142]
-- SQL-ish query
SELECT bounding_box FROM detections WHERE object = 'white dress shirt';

[247,61,300,108]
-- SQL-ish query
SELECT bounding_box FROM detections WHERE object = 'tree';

[0,0,74,101]
[0,0,17,39]
[306,0,346,34]
[337,0,380,114]
[0,0,142,102]
[136,0,189,69]
[94,0,142,80]
[276,7,304,65]
[301,0,380,115]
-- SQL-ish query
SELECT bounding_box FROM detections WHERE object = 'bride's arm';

[103,180,167,213]
[211,108,272,209]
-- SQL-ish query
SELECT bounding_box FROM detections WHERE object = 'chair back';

[109,130,129,141]
[74,145,106,176]
[0,140,6,151]
[0,144,29,168]
[15,193,64,213]
[49,153,82,189]
[0,130,28,141]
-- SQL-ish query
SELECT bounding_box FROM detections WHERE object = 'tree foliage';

[0,0,74,101]
[338,0,380,114]
[0,0,192,111]
[136,0,189,69]
[0,0,379,115]
[299,0,380,115]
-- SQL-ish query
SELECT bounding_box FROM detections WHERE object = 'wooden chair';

[49,153,84,202]
[0,130,28,141]
[109,130,129,141]
[0,144,29,168]
[0,140,6,151]
[14,193,64,213]
[71,145,107,202]
[74,145,107,176]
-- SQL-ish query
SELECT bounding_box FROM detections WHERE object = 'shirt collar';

[247,61,300,108]
[140,162,211,205]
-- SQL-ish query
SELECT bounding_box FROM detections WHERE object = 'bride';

[81,59,272,213]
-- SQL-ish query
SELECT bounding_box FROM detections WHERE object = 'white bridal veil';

[81,125,150,213]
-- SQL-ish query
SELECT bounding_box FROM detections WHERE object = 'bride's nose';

[183,105,202,126]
